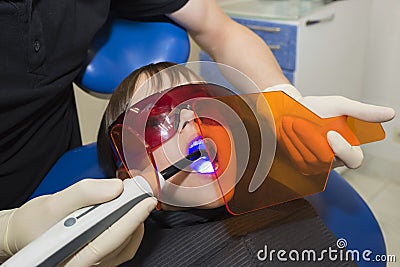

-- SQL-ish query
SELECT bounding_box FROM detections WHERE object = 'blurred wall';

[361,0,400,161]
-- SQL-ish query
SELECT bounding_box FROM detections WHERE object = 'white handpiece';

[3,175,164,267]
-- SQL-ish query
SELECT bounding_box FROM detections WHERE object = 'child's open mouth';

[188,137,219,174]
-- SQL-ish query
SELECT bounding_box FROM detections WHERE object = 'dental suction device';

[3,149,206,267]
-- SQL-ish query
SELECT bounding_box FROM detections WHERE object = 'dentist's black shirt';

[0,0,189,209]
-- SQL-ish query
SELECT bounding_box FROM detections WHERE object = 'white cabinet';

[204,0,370,99]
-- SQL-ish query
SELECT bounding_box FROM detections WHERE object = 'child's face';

[119,71,237,210]
[151,108,237,210]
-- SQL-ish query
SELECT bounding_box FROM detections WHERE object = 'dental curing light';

[3,150,204,267]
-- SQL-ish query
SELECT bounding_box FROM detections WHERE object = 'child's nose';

[178,109,196,129]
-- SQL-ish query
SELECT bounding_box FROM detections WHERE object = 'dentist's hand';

[264,84,396,171]
[0,179,157,266]
[277,115,357,175]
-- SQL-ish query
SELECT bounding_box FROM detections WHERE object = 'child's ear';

[116,166,130,180]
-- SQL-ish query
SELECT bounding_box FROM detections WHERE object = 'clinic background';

[72,0,400,265]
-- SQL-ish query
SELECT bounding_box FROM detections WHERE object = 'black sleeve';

[110,0,190,19]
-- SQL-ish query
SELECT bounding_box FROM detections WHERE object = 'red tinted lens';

[145,112,177,149]
[138,84,234,150]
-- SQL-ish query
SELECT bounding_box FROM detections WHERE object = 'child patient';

[97,61,237,210]
[97,62,355,266]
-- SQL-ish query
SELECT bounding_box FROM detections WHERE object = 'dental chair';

[30,17,386,267]
[75,17,190,93]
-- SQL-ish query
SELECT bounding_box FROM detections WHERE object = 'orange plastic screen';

[203,91,386,215]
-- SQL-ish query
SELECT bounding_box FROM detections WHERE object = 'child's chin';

[161,198,226,211]
[159,192,227,210]
[196,198,226,209]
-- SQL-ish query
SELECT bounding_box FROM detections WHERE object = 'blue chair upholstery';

[307,174,386,267]
[75,18,190,94]
[31,144,386,267]
[29,143,105,200]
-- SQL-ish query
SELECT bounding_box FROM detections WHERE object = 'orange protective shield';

[200,91,385,215]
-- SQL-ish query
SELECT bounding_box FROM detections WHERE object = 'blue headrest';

[75,19,190,94]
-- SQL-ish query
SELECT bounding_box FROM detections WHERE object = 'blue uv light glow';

[188,138,215,174]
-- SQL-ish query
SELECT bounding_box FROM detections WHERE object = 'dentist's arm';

[169,1,395,169]
[0,179,156,266]
[169,0,289,89]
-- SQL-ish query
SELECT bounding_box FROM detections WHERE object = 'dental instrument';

[2,149,205,267]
